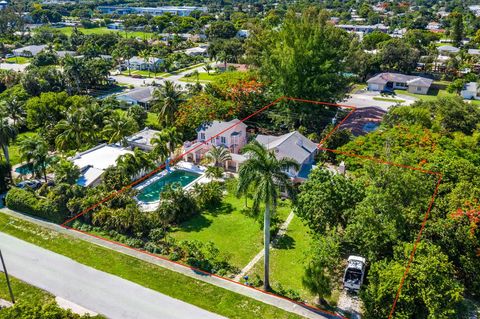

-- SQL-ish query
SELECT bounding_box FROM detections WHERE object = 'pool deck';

[135,161,208,212]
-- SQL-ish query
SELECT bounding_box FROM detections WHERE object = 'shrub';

[5,187,65,223]
[0,161,11,193]
[192,181,224,209]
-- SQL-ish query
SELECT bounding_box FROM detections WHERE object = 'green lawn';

[373,97,406,103]
[57,27,154,39]
[120,70,169,78]
[9,131,37,166]
[146,112,160,129]
[5,57,31,64]
[0,274,53,305]
[0,211,302,319]
[171,193,292,270]
[394,87,456,101]
[180,72,220,83]
[249,215,316,302]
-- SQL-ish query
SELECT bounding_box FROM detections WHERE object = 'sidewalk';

[0,208,339,319]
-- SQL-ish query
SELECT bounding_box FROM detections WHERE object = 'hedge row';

[5,187,65,223]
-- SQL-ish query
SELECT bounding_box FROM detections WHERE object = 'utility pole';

[0,249,15,304]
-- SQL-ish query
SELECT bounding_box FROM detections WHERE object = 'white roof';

[76,166,104,187]
[12,44,47,55]
[126,128,160,148]
[437,45,460,53]
[128,56,162,64]
[71,144,132,171]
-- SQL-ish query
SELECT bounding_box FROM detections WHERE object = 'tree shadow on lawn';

[272,234,296,250]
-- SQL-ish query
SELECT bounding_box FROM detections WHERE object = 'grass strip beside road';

[0,212,302,319]
[372,97,406,103]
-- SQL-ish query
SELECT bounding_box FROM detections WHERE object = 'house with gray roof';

[367,72,433,95]
[126,127,161,151]
[437,45,460,55]
[461,82,479,100]
[255,131,318,181]
[12,44,47,57]
[116,86,156,109]
[124,56,163,71]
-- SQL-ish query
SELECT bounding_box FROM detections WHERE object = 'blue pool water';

[136,169,201,203]
[363,122,380,133]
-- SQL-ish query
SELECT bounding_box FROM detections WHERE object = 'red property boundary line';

[60,96,442,319]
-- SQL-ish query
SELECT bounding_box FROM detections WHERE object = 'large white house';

[367,73,433,95]
[124,56,163,71]
[70,144,133,187]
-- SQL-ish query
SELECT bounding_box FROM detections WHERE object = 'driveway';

[0,232,225,319]
[343,91,417,111]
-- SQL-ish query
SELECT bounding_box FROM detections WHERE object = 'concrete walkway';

[234,211,295,281]
[0,208,338,319]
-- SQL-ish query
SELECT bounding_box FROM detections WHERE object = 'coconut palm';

[205,145,231,168]
[116,148,155,180]
[63,54,84,94]
[55,108,96,151]
[151,127,183,158]
[4,98,25,127]
[203,64,212,75]
[236,140,299,290]
[18,134,50,182]
[102,112,139,145]
[153,81,183,127]
[139,49,151,78]
[0,116,18,166]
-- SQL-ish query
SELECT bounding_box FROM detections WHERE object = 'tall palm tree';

[0,116,18,166]
[205,145,231,167]
[139,49,151,78]
[151,127,183,158]
[4,98,26,127]
[153,81,183,128]
[236,140,299,290]
[102,112,139,145]
[63,54,84,94]
[55,108,95,151]
[18,135,50,182]
[116,149,155,180]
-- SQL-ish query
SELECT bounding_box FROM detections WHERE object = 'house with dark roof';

[116,86,156,109]
[367,73,433,95]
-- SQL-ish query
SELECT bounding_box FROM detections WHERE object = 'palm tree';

[63,54,84,94]
[205,145,231,168]
[139,49,151,78]
[4,98,26,127]
[236,140,299,290]
[18,135,50,182]
[151,127,183,158]
[203,64,212,75]
[116,149,155,180]
[153,81,183,127]
[102,112,139,145]
[55,108,95,151]
[0,116,18,166]
[192,69,200,83]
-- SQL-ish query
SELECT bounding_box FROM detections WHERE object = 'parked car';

[16,180,42,190]
[343,255,366,293]
[5,54,14,59]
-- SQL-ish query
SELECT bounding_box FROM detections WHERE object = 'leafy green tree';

[53,159,81,185]
[450,12,464,46]
[362,31,391,50]
[25,92,68,130]
[236,140,299,290]
[153,183,198,227]
[206,21,237,39]
[127,105,148,128]
[295,168,364,233]
[362,242,464,319]
[151,127,183,158]
[378,38,420,73]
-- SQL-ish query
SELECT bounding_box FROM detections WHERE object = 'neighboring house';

[236,30,250,38]
[70,144,133,187]
[107,22,124,30]
[437,45,460,56]
[426,22,441,31]
[97,6,207,16]
[126,128,161,151]
[12,44,47,57]
[0,0,8,10]
[125,56,163,71]
[367,73,433,95]
[116,86,156,109]
[183,119,247,167]
[255,131,318,181]
[461,82,479,100]
[468,49,480,56]
[183,46,208,57]
[337,23,388,34]
[55,50,77,58]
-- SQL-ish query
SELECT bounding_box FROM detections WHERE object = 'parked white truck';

[343,255,366,293]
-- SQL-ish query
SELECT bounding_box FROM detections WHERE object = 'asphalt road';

[0,232,226,319]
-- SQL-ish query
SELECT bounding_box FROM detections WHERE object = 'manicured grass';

[349,84,367,93]
[394,87,456,101]
[168,63,206,75]
[0,274,53,305]
[5,57,30,64]
[9,131,37,166]
[0,211,302,319]
[57,27,154,39]
[120,70,169,78]
[249,215,316,302]
[180,72,220,83]
[373,97,406,103]
[146,112,160,129]
[171,193,291,270]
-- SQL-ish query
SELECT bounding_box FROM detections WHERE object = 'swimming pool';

[136,169,202,203]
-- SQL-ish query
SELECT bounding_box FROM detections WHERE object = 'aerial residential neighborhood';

[0,0,479,319]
